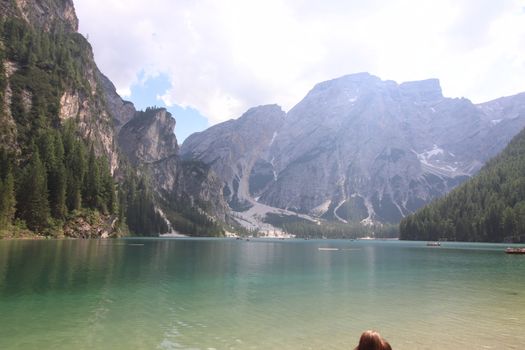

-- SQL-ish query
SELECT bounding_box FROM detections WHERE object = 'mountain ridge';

[182,72,525,231]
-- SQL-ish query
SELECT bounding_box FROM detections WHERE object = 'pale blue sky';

[127,72,208,142]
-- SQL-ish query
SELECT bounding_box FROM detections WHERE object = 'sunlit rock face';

[0,0,79,33]
[181,104,285,211]
[119,108,178,164]
[118,107,229,221]
[183,73,525,224]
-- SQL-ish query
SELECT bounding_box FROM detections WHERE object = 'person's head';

[382,340,392,350]
[355,330,385,350]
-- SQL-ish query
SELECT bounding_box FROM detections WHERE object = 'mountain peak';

[399,78,443,102]
[311,72,381,92]
[239,104,285,123]
[301,73,445,108]
[118,108,178,164]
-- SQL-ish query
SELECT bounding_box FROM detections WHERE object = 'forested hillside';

[400,127,525,242]
[0,0,231,238]
[0,16,170,237]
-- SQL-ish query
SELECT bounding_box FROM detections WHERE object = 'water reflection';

[0,239,524,350]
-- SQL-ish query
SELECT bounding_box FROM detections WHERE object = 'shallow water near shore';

[0,238,524,349]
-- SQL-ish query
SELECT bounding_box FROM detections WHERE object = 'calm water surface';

[0,238,524,349]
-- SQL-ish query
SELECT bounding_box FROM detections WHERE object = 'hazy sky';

[75,0,525,139]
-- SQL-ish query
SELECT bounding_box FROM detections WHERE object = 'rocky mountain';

[119,107,228,223]
[182,73,525,227]
[0,0,227,237]
[0,0,78,32]
[182,105,285,211]
[400,126,525,242]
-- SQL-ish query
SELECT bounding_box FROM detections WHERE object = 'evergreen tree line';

[160,192,224,237]
[0,16,169,236]
[0,123,116,233]
[1,17,90,90]
[119,169,169,236]
[264,213,399,239]
[400,127,525,242]
[0,16,224,237]
[0,17,92,153]
[0,128,179,236]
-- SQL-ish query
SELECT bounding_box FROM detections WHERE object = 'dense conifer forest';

[264,213,399,239]
[0,17,169,237]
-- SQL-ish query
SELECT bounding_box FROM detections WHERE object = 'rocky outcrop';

[58,71,121,173]
[63,213,120,239]
[119,107,229,221]
[119,108,178,164]
[150,159,228,222]
[97,71,136,134]
[0,1,120,172]
[181,104,285,210]
[183,73,525,225]
[0,0,78,32]
[0,61,18,152]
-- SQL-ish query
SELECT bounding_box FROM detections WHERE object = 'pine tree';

[0,171,16,229]
[117,186,126,228]
[16,150,50,232]
[51,132,67,218]
[63,124,86,212]
[38,130,67,219]
[98,155,115,214]
[83,145,102,209]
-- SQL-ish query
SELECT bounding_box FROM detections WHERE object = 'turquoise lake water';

[0,238,524,349]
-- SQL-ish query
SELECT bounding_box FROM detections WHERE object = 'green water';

[0,239,524,350]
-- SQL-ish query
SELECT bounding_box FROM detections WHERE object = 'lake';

[0,238,524,349]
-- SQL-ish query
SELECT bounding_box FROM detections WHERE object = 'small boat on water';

[505,247,525,254]
[426,242,441,247]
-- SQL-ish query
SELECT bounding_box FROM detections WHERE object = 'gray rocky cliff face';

[181,104,285,210]
[0,0,78,32]
[57,64,121,173]
[118,108,228,221]
[182,73,525,224]
[1,0,121,172]
[97,71,136,134]
[0,62,18,152]
[474,92,525,159]
[119,108,178,164]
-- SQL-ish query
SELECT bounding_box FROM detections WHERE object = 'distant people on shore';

[354,330,392,350]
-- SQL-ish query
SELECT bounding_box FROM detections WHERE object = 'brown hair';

[355,330,385,350]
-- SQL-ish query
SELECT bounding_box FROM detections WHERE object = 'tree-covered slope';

[0,13,168,237]
[400,127,525,242]
[0,2,226,237]
[0,14,131,236]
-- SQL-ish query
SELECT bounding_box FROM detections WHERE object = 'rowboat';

[505,247,525,254]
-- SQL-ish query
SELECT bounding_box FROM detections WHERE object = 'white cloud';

[75,0,525,123]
